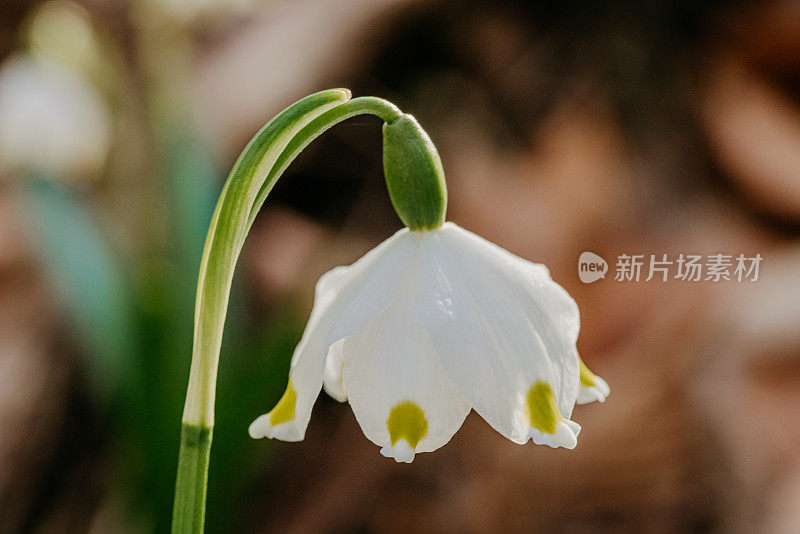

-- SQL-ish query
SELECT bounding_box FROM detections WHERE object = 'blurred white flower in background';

[0,55,110,181]
[27,0,98,74]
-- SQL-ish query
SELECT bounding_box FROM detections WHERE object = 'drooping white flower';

[249,222,609,462]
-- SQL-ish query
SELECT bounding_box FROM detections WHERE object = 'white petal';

[413,223,580,445]
[577,361,610,404]
[380,440,415,463]
[249,228,417,441]
[577,380,610,404]
[529,419,581,449]
[341,297,471,462]
[440,224,581,415]
[322,339,347,402]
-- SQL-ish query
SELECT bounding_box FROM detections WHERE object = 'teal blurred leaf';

[165,137,219,273]
[25,177,136,402]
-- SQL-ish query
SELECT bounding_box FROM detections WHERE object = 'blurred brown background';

[1,0,800,532]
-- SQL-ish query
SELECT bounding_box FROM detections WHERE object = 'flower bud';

[382,114,447,231]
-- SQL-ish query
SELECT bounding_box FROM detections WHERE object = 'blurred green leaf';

[25,177,136,402]
[165,137,219,276]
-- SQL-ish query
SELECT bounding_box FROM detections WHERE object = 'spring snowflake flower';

[250,222,609,462]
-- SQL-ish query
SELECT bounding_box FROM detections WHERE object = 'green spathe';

[382,114,447,231]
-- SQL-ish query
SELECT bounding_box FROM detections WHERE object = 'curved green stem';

[171,91,402,533]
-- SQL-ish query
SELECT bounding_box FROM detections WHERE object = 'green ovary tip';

[269,379,297,426]
[387,401,428,447]
[579,360,597,387]
[526,381,561,434]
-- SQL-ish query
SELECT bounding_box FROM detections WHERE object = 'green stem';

[172,424,212,531]
[171,91,402,533]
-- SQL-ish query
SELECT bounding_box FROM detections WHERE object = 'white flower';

[249,222,609,462]
[0,56,110,180]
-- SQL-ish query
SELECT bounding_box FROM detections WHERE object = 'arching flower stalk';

[172,89,608,532]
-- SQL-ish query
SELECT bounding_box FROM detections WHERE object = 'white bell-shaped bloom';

[250,222,609,462]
